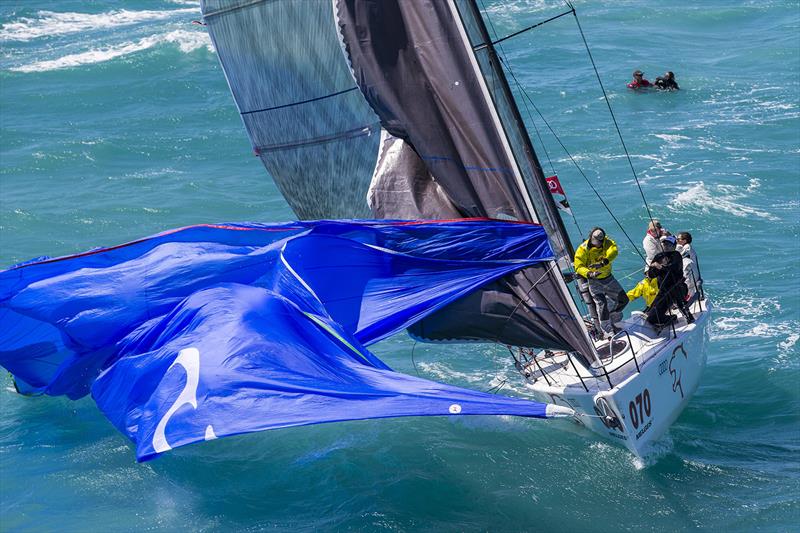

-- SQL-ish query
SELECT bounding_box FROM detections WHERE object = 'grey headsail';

[200,0,380,218]
[335,0,595,358]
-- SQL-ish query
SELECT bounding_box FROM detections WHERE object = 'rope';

[475,1,643,261]
[475,8,575,50]
[477,2,584,238]
[566,1,658,232]
[499,56,645,262]
[515,79,585,237]
[497,261,560,338]
[485,378,508,394]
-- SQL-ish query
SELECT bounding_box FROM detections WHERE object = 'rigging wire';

[475,8,575,50]
[478,2,583,236]
[478,0,590,319]
[511,71,585,237]
[500,60,645,262]
[565,0,659,232]
[477,0,643,260]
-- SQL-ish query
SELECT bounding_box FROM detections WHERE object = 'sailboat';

[0,0,709,461]
[199,0,710,456]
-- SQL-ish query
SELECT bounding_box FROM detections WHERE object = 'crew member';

[627,70,651,89]
[574,228,629,338]
[643,219,666,266]
[646,235,694,327]
[677,231,702,302]
[627,273,659,308]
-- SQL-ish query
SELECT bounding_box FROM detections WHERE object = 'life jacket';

[627,78,651,89]
[627,277,659,307]
[574,236,618,280]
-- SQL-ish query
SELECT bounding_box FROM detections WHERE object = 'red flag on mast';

[546,175,565,196]
[545,175,572,215]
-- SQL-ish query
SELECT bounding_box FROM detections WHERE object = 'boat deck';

[522,298,708,393]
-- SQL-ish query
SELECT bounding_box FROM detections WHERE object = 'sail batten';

[240,86,360,116]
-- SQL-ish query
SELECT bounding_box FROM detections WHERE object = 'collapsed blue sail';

[0,219,564,461]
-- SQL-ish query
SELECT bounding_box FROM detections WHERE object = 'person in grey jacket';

[677,231,702,302]
[643,219,667,266]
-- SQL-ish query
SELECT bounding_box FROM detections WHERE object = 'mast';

[455,0,576,259]
[445,0,596,356]
[207,0,598,360]
[333,0,597,360]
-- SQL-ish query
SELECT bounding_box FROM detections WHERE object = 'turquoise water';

[1,1,798,531]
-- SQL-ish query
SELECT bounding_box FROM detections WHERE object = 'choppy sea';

[1,1,798,531]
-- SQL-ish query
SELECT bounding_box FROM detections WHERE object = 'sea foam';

[0,9,198,42]
[10,30,213,73]
[669,178,778,221]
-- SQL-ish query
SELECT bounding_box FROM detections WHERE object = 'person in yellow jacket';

[627,276,659,307]
[574,227,629,337]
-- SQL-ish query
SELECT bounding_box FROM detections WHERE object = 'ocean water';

[1,0,798,531]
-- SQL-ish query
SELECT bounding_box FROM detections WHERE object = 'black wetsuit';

[654,77,679,90]
[646,250,692,326]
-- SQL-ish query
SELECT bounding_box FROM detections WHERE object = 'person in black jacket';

[654,71,680,91]
[646,235,694,327]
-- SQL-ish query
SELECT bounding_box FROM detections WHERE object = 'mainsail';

[201,0,595,359]
[201,0,380,218]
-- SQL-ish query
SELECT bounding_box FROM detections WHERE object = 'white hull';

[524,298,710,456]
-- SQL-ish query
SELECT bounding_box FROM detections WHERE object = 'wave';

[669,178,778,221]
[10,30,213,73]
[0,9,199,42]
[652,133,691,143]
[710,292,799,368]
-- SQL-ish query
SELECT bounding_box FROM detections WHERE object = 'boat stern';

[594,317,709,456]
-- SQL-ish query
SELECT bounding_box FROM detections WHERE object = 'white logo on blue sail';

[152,347,216,453]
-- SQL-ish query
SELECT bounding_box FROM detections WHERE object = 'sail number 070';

[628,389,651,430]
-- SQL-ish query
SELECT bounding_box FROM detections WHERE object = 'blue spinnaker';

[0,219,563,461]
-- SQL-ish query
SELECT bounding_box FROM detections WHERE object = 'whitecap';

[481,0,550,25]
[653,133,691,143]
[669,181,778,221]
[710,292,798,349]
[0,9,198,42]
[10,30,213,73]
[778,333,799,352]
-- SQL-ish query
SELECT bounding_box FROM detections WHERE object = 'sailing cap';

[590,229,605,244]
[660,235,677,245]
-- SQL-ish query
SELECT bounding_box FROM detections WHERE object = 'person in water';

[627,70,651,89]
[654,71,680,90]
[646,235,694,327]
[574,228,629,337]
